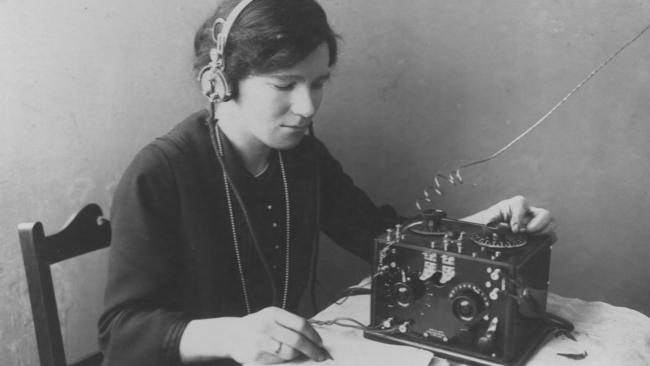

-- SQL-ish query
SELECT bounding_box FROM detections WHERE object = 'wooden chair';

[19,204,111,366]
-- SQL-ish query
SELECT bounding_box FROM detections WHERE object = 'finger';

[539,218,556,234]
[270,325,326,361]
[525,206,553,233]
[258,349,285,365]
[476,200,509,225]
[481,206,504,225]
[268,339,299,362]
[252,338,286,364]
[518,215,531,233]
[508,196,529,232]
[535,216,556,235]
[273,310,323,347]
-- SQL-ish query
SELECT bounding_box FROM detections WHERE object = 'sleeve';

[98,144,190,366]
[315,140,402,262]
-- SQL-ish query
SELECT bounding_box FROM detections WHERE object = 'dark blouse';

[98,110,398,366]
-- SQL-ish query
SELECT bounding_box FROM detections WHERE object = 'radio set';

[365,209,557,366]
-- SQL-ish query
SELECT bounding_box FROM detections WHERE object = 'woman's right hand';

[179,306,330,364]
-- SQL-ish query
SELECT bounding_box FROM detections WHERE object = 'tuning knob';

[485,222,510,243]
[449,284,489,322]
[422,209,447,232]
[391,277,426,308]
[471,222,527,249]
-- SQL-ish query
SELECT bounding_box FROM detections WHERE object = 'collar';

[211,121,280,192]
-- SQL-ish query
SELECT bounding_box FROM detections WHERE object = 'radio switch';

[489,288,500,301]
[381,317,394,329]
[490,269,501,281]
[398,321,411,333]
[478,317,499,353]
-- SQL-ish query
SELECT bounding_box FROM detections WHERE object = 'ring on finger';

[274,341,283,355]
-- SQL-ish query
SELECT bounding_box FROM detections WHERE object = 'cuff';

[163,317,191,366]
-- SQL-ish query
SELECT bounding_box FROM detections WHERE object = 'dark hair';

[193,0,339,98]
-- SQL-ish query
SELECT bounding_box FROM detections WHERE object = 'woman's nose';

[290,86,318,118]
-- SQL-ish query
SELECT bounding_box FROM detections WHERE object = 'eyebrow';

[267,72,332,83]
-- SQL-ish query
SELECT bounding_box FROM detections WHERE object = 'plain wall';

[1,0,649,364]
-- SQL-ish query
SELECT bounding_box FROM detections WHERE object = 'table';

[248,291,650,366]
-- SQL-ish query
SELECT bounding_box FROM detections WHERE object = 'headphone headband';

[212,0,256,70]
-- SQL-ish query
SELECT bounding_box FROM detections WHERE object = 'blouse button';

[272,264,278,270]
[267,204,273,210]
[274,244,280,250]
[272,222,278,228]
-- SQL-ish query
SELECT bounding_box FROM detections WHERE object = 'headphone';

[197,0,257,103]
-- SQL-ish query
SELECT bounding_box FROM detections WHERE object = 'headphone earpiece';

[198,47,232,103]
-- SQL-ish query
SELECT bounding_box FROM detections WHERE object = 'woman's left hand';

[462,195,555,234]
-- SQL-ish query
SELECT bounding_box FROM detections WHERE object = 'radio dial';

[391,277,425,308]
[450,284,489,322]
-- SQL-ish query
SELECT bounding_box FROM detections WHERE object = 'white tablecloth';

[248,292,650,366]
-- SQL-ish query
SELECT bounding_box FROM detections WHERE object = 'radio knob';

[451,288,487,322]
[422,209,447,232]
[391,277,426,308]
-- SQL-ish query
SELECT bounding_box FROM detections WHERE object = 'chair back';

[19,204,111,366]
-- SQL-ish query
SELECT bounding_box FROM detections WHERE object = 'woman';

[98,0,553,365]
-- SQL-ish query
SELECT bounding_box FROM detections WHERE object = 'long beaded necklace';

[213,125,291,314]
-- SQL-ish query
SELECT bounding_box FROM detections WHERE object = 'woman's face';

[229,43,332,150]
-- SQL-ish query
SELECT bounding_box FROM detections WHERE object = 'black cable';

[545,311,575,333]
[307,124,322,315]
[309,317,398,335]
[334,287,372,305]
[514,286,575,334]
[206,113,280,308]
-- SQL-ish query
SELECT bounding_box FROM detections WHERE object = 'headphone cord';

[307,124,322,315]
[206,112,281,308]
[206,113,323,314]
